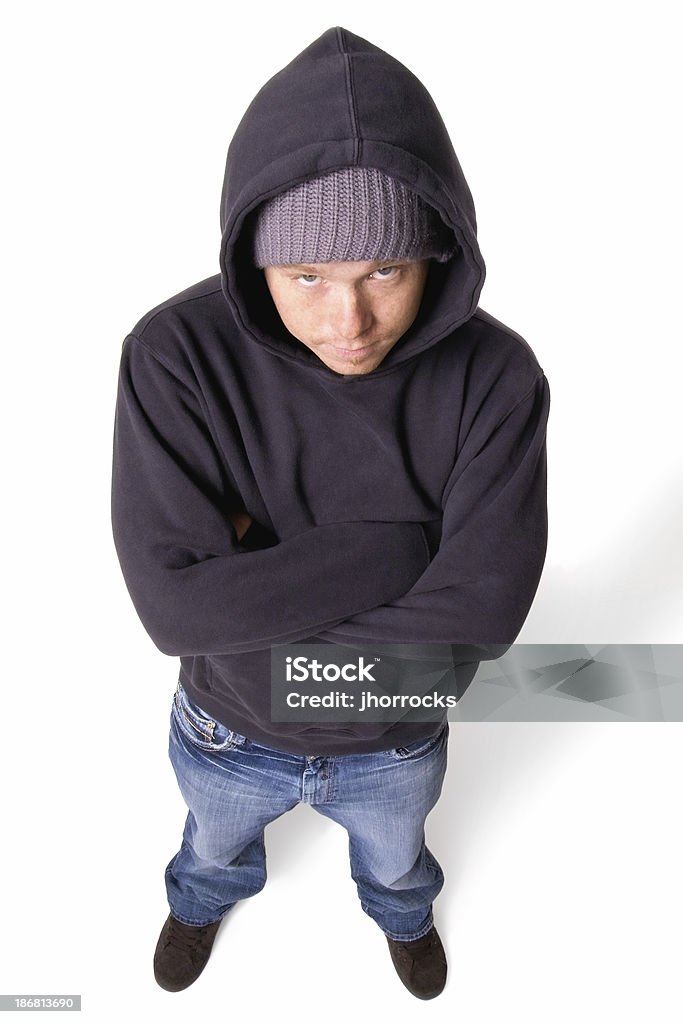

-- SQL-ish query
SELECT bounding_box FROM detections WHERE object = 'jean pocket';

[171,681,247,753]
[388,721,449,761]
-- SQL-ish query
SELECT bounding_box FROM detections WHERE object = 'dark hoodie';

[110,26,550,755]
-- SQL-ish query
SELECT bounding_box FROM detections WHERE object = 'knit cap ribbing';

[251,166,457,267]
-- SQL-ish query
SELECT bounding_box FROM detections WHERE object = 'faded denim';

[165,681,448,942]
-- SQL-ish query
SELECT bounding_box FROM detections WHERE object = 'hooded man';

[111,26,550,1000]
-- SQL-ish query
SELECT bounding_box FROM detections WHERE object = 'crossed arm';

[227,372,550,650]
[112,334,549,659]
[111,334,432,657]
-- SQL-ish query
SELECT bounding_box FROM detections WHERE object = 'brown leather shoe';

[153,913,223,992]
[386,925,447,999]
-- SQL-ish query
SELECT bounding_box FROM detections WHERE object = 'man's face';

[262,259,430,375]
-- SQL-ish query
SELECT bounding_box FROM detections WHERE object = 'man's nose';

[333,288,373,340]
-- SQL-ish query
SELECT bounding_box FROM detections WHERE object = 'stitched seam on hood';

[336,27,361,164]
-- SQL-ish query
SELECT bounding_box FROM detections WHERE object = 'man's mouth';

[329,342,377,358]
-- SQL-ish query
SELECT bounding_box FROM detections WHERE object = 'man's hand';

[229,510,253,542]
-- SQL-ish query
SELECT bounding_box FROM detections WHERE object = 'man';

[110,26,550,1000]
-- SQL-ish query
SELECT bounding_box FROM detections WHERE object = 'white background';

[2,1,681,1021]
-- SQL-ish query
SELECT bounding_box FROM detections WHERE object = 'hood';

[218,26,486,379]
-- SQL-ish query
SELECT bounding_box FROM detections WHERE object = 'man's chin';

[324,357,383,376]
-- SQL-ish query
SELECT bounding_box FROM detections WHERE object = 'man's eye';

[297,274,320,285]
[372,266,398,279]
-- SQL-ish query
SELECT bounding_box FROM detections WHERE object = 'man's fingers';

[229,510,253,541]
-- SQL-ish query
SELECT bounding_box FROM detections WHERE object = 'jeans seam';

[392,724,446,762]
[323,757,335,802]
[176,683,216,741]
[180,704,214,742]
[171,705,235,754]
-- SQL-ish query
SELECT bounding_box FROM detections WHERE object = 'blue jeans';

[165,681,448,942]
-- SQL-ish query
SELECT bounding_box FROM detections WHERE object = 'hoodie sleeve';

[110,334,431,657]
[313,372,550,646]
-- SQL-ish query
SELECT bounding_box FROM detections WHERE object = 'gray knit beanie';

[251,166,457,267]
